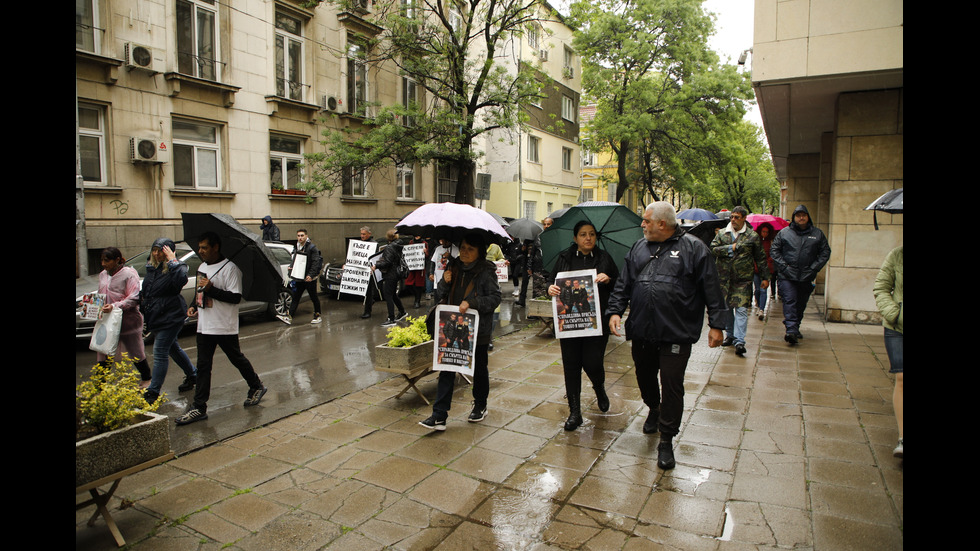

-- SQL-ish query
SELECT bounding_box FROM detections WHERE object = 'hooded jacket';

[261,216,280,241]
[141,237,190,331]
[770,205,831,282]
[608,229,728,344]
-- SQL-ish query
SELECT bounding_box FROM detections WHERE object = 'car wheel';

[268,287,292,319]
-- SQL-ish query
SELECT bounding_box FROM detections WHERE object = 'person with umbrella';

[419,232,502,431]
[710,207,769,357]
[547,220,619,431]
[753,222,777,320]
[176,231,268,426]
[770,205,831,344]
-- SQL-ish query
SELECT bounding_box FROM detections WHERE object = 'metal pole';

[76,81,89,277]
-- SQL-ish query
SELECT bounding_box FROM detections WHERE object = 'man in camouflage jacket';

[710,207,769,357]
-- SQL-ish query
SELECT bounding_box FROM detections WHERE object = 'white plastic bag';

[89,307,123,355]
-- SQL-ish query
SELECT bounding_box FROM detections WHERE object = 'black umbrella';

[682,219,728,246]
[181,212,284,303]
[507,217,544,242]
[865,188,903,230]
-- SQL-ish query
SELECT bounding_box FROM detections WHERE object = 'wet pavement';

[76,292,903,550]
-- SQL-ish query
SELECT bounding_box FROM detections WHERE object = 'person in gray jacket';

[769,205,831,344]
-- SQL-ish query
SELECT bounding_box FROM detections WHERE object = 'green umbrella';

[540,202,644,274]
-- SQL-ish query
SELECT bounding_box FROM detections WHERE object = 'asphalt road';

[75,283,536,455]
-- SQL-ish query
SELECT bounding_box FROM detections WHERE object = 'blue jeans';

[724,306,749,345]
[884,328,903,373]
[148,324,197,395]
[753,274,768,311]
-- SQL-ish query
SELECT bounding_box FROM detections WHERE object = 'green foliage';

[384,315,432,347]
[76,354,164,434]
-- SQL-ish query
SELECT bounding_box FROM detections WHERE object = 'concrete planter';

[76,411,172,488]
[528,298,553,318]
[375,340,434,376]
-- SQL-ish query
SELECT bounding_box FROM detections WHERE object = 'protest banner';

[403,243,426,271]
[432,305,479,376]
[552,269,602,339]
[338,239,379,297]
[493,260,509,283]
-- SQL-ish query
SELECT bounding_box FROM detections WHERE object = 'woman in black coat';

[548,221,619,430]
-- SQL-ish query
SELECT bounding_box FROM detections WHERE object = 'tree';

[302,0,554,205]
[570,0,752,204]
[703,120,780,212]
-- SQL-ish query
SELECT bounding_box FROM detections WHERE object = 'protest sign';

[553,269,602,338]
[433,305,479,376]
[494,260,509,282]
[403,243,426,271]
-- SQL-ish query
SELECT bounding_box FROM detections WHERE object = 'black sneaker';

[361,312,372,319]
[642,408,660,434]
[143,390,159,405]
[176,408,208,426]
[735,343,746,357]
[244,387,268,407]
[657,441,676,469]
[178,376,197,392]
[396,311,408,321]
[381,318,397,327]
[419,416,446,431]
[785,332,798,345]
[722,336,735,347]
[468,407,487,422]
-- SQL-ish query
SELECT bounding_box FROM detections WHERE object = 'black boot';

[595,385,610,412]
[657,439,675,469]
[564,395,583,431]
[134,358,152,382]
[643,408,660,434]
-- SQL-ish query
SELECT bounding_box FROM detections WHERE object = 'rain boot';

[564,394,583,431]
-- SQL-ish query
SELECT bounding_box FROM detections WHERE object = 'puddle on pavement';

[717,505,734,541]
[491,467,560,549]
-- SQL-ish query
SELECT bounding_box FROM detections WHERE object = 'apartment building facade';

[75,0,434,272]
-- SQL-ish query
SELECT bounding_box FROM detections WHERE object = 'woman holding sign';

[548,221,620,431]
[419,232,502,431]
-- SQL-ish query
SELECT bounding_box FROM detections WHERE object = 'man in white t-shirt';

[176,231,267,426]
[429,239,458,303]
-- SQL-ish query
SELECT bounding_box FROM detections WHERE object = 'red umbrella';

[746,213,788,232]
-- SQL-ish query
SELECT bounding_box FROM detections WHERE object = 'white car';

[76,241,298,340]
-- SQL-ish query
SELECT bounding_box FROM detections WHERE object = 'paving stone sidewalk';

[76,297,903,550]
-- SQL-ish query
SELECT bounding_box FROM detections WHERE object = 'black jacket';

[608,229,728,344]
[552,244,619,324]
[141,238,190,331]
[437,258,502,345]
[375,242,405,281]
[289,240,323,280]
[770,205,831,283]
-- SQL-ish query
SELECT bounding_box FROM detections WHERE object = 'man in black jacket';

[608,202,727,470]
[770,205,831,344]
[279,229,323,325]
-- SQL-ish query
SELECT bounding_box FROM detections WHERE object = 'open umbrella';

[865,188,903,230]
[507,217,544,242]
[682,219,728,246]
[746,213,789,232]
[396,202,511,246]
[488,212,510,229]
[540,202,644,273]
[181,212,285,303]
[677,208,719,221]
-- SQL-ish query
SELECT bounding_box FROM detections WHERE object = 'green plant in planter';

[77,353,166,436]
[384,315,431,347]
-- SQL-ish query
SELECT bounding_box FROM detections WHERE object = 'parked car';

[75,241,299,340]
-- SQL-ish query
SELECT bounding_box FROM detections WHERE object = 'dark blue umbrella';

[676,208,719,221]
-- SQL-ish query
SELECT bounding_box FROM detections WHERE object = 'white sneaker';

[512,289,520,297]
[277,314,292,325]
[311,314,322,324]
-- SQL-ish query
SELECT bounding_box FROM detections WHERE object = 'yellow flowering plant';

[76,353,165,436]
[384,315,432,347]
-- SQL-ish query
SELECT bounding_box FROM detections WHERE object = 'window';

[402,76,417,127]
[275,11,305,101]
[76,0,99,53]
[562,147,572,171]
[563,46,575,78]
[173,119,220,189]
[582,150,595,166]
[523,201,537,220]
[270,135,303,190]
[449,6,463,33]
[401,0,415,18]
[343,167,368,196]
[397,164,415,199]
[437,162,458,203]
[78,103,107,185]
[177,0,219,80]
[527,135,540,163]
[562,95,576,122]
[580,188,594,202]
[527,25,539,49]
[347,38,369,116]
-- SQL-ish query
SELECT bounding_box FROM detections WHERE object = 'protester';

[140,238,197,404]
[177,232,267,426]
[419,232,502,431]
[373,229,408,327]
[548,220,619,431]
[406,236,428,308]
[260,215,280,241]
[357,226,380,319]
[484,241,508,351]
[753,222,776,320]
[279,229,323,325]
[95,247,151,387]
[710,207,769,357]
[608,202,727,469]
[430,238,459,303]
[770,205,831,344]
[873,245,903,459]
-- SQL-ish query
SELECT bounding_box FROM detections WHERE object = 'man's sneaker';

[277,314,292,325]
[893,439,903,459]
[396,311,408,322]
[381,318,397,327]
[143,390,159,405]
[468,407,487,422]
[311,314,322,324]
[176,408,208,426]
[419,416,447,431]
[785,332,798,345]
[735,343,746,357]
[512,289,520,297]
[244,387,268,407]
[657,441,676,470]
[361,312,372,319]
[722,336,735,347]
[178,376,197,392]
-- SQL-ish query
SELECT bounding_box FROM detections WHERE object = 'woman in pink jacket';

[96,247,151,386]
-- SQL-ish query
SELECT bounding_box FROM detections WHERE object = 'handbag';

[89,306,123,356]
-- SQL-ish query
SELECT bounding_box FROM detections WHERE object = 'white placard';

[493,260,509,282]
[340,267,372,296]
[433,305,479,376]
[345,239,378,270]
[553,269,603,339]
[289,253,308,280]
[403,243,426,271]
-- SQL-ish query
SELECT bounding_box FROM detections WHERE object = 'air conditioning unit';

[124,43,156,72]
[321,95,341,112]
[130,137,169,163]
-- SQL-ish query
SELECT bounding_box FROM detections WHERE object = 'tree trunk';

[453,158,476,206]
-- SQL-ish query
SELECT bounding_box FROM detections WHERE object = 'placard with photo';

[552,269,602,339]
[432,305,479,376]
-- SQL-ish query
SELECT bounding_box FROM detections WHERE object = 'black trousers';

[631,339,692,438]
[288,279,321,317]
[559,333,609,404]
[192,333,263,412]
[433,344,490,420]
